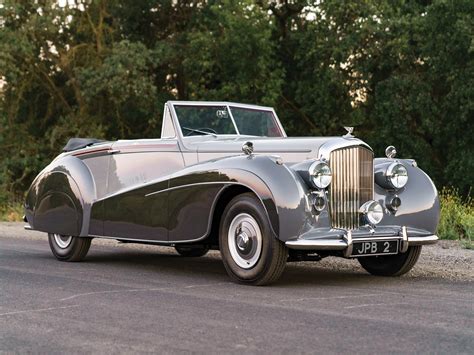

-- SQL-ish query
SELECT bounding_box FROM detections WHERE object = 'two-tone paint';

[25,101,440,252]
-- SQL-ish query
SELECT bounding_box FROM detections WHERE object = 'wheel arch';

[25,155,97,236]
[213,156,309,242]
[207,185,256,246]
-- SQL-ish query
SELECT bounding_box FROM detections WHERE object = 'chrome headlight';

[309,161,332,189]
[359,200,384,225]
[386,163,408,189]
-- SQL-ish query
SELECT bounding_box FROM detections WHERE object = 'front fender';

[374,158,440,234]
[168,155,310,242]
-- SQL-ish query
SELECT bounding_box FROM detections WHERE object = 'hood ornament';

[343,126,354,138]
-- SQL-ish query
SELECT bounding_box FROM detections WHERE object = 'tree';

[0,0,472,202]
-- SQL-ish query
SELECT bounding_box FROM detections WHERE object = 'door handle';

[108,149,121,155]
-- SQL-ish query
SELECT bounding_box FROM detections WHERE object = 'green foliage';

[0,0,472,206]
[438,188,473,248]
[0,199,23,222]
[366,0,474,194]
[183,0,283,105]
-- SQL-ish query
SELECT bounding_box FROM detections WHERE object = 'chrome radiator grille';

[329,146,374,229]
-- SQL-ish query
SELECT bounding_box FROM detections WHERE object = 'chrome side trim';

[197,148,312,153]
[145,181,230,197]
[93,171,177,202]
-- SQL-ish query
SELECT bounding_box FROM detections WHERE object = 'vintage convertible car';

[24,101,440,285]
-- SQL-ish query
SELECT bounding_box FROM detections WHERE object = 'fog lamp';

[387,195,401,212]
[359,200,384,225]
[311,192,326,212]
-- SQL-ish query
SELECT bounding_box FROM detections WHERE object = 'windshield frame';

[168,101,287,140]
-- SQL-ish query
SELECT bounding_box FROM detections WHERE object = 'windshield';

[174,105,237,136]
[173,104,283,137]
[230,106,282,137]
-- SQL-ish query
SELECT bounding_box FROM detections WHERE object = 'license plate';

[351,240,399,257]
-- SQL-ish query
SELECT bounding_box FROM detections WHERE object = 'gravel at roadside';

[1,222,472,282]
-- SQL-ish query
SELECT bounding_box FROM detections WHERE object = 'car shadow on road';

[81,246,415,288]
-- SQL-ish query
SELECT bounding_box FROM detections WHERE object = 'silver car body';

[24,101,440,256]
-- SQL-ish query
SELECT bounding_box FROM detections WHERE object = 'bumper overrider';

[285,225,438,257]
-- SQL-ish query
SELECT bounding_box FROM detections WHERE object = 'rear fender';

[25,155,96,236]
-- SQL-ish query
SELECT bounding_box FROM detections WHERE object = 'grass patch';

[438,187,473,248]
[0,201,24,222]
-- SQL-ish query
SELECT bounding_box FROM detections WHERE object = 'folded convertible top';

[62,138,107,152]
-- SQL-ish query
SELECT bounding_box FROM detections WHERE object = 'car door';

[102,139,185,241]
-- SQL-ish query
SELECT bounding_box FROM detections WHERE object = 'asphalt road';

[1,226,473,353]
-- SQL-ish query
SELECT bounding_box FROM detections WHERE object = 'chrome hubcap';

[236,232,250,252]
[228,213,262,269]
[53,234,72,249]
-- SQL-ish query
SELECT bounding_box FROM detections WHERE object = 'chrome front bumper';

[285,226,438,257]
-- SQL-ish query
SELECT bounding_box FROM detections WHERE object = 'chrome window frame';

[226,106,241,135]
[160,104,177,139]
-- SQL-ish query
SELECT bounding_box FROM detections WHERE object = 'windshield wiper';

[182,127,218,137]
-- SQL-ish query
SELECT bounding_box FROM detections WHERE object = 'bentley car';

[24,101,440,285]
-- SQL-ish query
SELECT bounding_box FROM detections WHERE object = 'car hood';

[189,136,370,164]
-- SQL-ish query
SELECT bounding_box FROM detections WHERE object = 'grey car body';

[25,101,439,280]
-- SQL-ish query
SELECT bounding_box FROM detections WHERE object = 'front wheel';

[48,233,92,262]
[219,193,287,286]
[358,246,422,276]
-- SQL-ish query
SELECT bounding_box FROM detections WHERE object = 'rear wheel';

[219,193,287,285]
[48,233,92,262]
[175,246,209,257]
[358,246,422,276]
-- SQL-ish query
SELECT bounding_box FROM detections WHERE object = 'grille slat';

[329,146,374,230]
